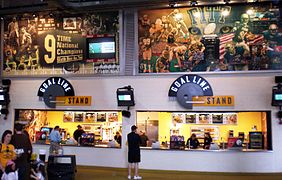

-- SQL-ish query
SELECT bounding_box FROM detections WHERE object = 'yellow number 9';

[44,34,56,64]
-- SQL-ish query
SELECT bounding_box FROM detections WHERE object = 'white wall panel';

[1,73,282,172]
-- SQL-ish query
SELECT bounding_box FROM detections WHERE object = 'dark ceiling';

[0,0,279,16]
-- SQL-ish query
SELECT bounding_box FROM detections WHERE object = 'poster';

[2,11,119,76]
[107,112,118,122]
[74,112,84,122]
[172,113,185,123]
[138,3,282,73]
[197,113,211,124]
[212,113,224,124]
[84,112,96,123]
[63,111,74,122]
[223,113,238,125]
[185,113,197,123]
[97,112,107,122]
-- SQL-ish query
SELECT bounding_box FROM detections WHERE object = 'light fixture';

[222,10,230,17]
[246,9,254,15]
[169,0,177,8]
[190,0,198,6]
[224,0,231,4]
[49,12,54,18]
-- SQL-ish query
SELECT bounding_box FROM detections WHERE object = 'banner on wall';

[2,12,119,76]
[38,30,85,67]
[138,3,282,73]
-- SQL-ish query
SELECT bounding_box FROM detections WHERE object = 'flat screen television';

[116,88,135,106]
[0,92,9,105]
[86,36,116,62]
[272,88,282,106]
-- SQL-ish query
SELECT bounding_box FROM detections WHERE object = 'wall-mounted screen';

[272,89,282,106]
[86,36,116,62]
[274,94,282,100]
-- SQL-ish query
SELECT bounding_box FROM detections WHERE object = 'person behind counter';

[186,133,199,149]
[114,132,122,146]
[139,131,149,147]
[48,126,61,154]
[73,125,85,143]
[203,132,212,149]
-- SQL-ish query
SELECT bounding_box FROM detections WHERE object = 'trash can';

[39,149,46,162]
[47,155,76,180]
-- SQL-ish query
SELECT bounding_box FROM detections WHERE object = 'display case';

[170,135,185,149]
[249,132,264,149]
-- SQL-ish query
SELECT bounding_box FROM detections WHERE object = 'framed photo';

[197,113,211,124]
[212,113,223,124]
[185,113,197,124]
[107,112,118,122]
[84,112,96,123]
[63,111,74,122]
[63,17,77,30]
[97,112,107,122]
[223,113,238,125]
[172,113,185,124]
[74,112,84,122]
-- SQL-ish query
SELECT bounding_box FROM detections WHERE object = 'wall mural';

[2,12,119,76]
[138,4,282,73]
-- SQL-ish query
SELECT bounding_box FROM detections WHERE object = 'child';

[30,161,45,180]
[1,160,18,180]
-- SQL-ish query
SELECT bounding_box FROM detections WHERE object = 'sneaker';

[133,176,142,180]
[128,175,131,179]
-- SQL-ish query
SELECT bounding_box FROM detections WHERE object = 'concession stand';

[0,0,282,173]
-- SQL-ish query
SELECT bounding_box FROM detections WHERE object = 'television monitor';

[116,88,135,106]
[40,127,53,134]
[272,88,282,106]
[0,92,9,105]
[86,36,116,62]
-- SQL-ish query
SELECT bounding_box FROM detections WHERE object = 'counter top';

[33,143,272,152]
[140,146,273,152]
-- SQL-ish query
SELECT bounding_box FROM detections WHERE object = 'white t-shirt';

[1,171,18,180]
[36,172,45,180]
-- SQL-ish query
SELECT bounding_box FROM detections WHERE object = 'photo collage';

[172,112,238,125]
[63,111,119,123]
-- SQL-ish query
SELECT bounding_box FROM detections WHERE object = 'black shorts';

[128,151,140,163]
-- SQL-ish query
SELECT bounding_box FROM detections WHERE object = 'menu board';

[223,113,238,125]
[172,113,185,123]
[63,111,74,122]
[84,112,96,123]
[172,112,237,125]
[190,126,220,140]
[62,111,119,123]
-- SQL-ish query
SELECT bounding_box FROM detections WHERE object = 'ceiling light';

[190,0,198,6]
[224,0,231,4]
[169,0,177,8]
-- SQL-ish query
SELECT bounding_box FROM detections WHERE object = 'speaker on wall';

[275,76,282,84]
[122,110,131,118]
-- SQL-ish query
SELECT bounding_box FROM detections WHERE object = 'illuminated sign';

[56,96,91,106]
[192,96,234,106]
